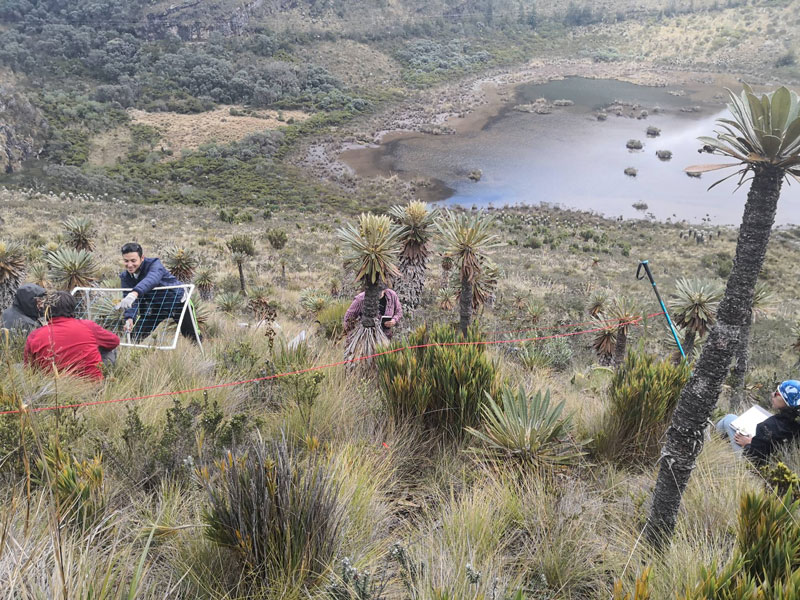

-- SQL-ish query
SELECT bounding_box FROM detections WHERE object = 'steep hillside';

[0,0,797,206]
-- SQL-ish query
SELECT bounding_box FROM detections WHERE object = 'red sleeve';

[83,320,120,351]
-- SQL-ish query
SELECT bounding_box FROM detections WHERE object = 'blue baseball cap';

[778,380,800,408]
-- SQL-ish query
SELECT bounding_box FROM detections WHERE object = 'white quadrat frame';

[70,284,203,352]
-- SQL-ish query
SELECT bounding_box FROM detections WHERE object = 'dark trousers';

[131,298,199,343]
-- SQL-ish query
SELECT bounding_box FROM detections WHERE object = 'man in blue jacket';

[116,243,199,343]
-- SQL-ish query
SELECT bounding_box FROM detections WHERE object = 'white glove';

[181,292,188,304]
[117,292,138,311]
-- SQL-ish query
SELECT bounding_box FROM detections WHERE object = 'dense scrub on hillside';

[0,0,777,205]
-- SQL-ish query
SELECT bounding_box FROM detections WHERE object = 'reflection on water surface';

[342,78,800,225]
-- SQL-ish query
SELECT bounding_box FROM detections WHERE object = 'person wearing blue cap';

[716,380,800,464]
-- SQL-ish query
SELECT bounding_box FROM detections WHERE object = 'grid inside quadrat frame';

[70,284,201,351]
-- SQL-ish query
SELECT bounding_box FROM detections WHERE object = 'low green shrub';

[200,437,346,591]
[760,461,800,501]
[593,349,690,465]
[110,399,254,488]
[376,324,500,437]
[266,228,289,250]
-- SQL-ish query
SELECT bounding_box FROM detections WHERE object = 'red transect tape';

[0,317,647,417]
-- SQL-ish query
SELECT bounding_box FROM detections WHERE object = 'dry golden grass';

[88,127,133,167]
[127,106,312,154]
[297,40,402,88]
[3,181,800,597]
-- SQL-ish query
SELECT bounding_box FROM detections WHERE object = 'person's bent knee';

[716,414,737,434]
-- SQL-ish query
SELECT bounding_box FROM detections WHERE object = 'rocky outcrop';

[0,85,48,174]
[143,0,265,40]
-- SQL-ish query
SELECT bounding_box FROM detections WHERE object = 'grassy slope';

[4,1,800,596]
[2,187,799,596]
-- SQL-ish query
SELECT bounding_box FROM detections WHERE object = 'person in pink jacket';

[343,284,403,339]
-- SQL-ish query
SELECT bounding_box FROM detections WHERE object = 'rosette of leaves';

[591,316,617,366]
[216,291,245,315]
[299,288,330,314]
[46,248,97,290]
[226,235,256,294]
[337,213,401,365]
[688,84,800,187]
[62,216,95,251]
[0,240,25,311]
[588,289,610,318]
[164,246,198,283]
[436,287,456,311]
[436,211,500,336]
[388,200,437,309]
[466,386,587,469]
[27,262,50,288]
[193,268,215,301]
[669,278,723,357]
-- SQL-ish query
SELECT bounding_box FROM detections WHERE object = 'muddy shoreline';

[297,58,749,200]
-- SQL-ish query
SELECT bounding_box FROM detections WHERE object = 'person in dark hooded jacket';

[716,380,800,465]
[1,284,46,333]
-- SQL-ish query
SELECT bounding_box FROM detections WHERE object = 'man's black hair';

[46,291,77,319]
[121,242,143,256]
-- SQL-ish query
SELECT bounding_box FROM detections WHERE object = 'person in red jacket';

[25,292,120,381]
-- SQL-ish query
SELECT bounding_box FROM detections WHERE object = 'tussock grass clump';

[622,488,800,598]
[1,486,162,598]
[199,436,346,594]
[377,323,500,437]
[593,348,690,465]
[401,475,520,598]
[316,300,349,339]
[511,474,621,598]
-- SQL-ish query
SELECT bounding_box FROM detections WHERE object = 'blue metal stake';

[636,260,686,360]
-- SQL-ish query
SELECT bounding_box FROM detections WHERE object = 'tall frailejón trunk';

[613,329,628,367]
[674,329,696,365]
[730,309,753,406]
[459,272,473,337]
[237,262,247,295]
[396,254,427,310]
[0,279,21,313]
[646,167,782,547]
[682,329,696,358]
[362,282,380,328]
